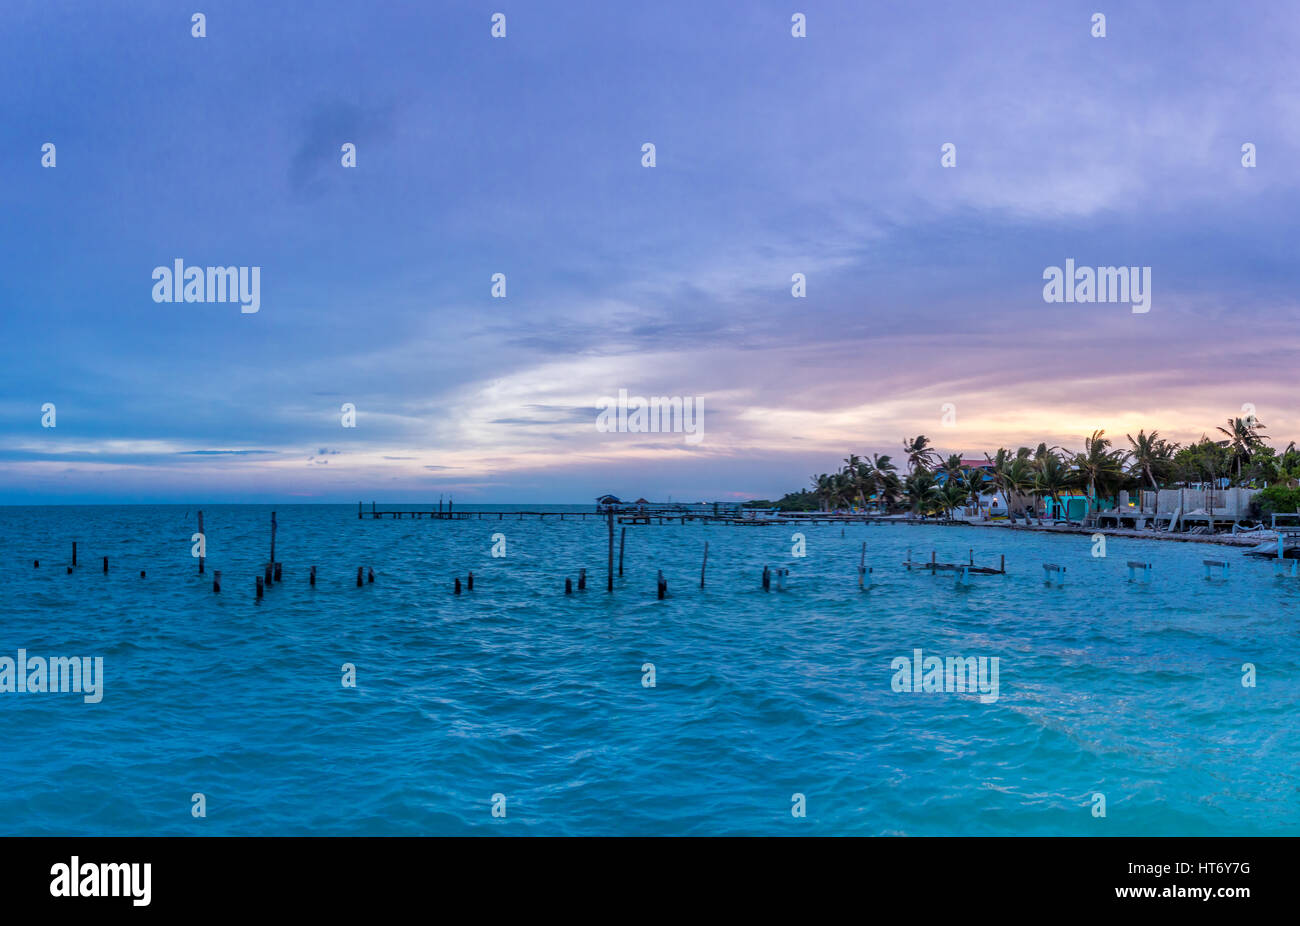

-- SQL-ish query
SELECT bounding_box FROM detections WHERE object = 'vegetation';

[781,414,1294,517]
[1255,485,1300,517]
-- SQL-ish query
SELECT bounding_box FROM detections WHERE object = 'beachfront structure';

[596,496,746,518]
[1041,491,1096,523]
[1093,486,1261,531]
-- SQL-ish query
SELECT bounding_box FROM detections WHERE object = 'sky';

[2,0,1298,504]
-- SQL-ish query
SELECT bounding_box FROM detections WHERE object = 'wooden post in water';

[762,565,771,591]
[578,568,586,591]
[33,560,38,568]
[565,577,573,594]
[140,570,146,578]
[197,510,205,574]
[368,567,375,584]
[102,556,108,574]
[657,570,666,600]
[213,570,221,593]
[269,511,277,584]
[274,563,282,582]
[455,577,462,595]
[618,527,626,577]
[700,541,709,588]
[607,509,615,592]
[467,571,474,590]
[256,575,264,599]
[358,501,362,520]
[356,567,364,587]
[72,541,77,567]
[309,565,316,587]
[264,563,273,588]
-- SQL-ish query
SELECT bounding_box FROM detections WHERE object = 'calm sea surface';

[0,504,1295,835]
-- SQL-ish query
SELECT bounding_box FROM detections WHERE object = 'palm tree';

[964,465,988,517]
[903,470,942,517]
[830,472,854,510]
[939,452,966,485]
[1070,430,1126,513]
[809,473,834,511]
[1126,429,1176,490]
[1033,450,1074,524]
[1216,416,1267,482]
[903,435,940,474]
[940,481,968,520]
[984,448,1013,516]
[1032,441,1063,462]
[874,456,904,510]
[1004,455,1036,519]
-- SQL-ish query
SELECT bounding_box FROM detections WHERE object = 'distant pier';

[357,499,901,526]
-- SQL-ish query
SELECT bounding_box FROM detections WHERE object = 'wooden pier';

[358,500,905,527]
[902,548,1007,575]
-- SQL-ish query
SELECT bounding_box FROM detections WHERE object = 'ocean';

[0,504,1295,835]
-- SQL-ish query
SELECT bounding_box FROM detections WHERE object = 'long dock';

[357,501,902,526]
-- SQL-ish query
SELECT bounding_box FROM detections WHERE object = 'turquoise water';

[0,504,1295,835]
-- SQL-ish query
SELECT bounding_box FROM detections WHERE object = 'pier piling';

[357,567,364,588]
[264,563,273,588]
[762,565,771,591]
[657,570,667,600]
[1202,559,1229,579]
[72,541,77,567]
[607,510,615,592]
[102,556,108,574]
[256,575,264,599]
[310,565,316,587]
[197,510,205,574]
[33,560,38,568]
[565,577,573,595]
[1126,561,1152,583]
[618,527,626,577]
[700,541,708,588]
[455,577,462,595]
[467,571,474,590]
[578,568,587,591]
[213,570,221,593]
[368,567,374,584]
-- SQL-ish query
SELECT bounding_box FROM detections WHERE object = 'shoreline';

[910,517,1274,548]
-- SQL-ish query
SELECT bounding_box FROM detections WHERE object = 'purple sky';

[2,0,1298,503]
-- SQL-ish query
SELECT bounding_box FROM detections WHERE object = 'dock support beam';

[607,510,615,592]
